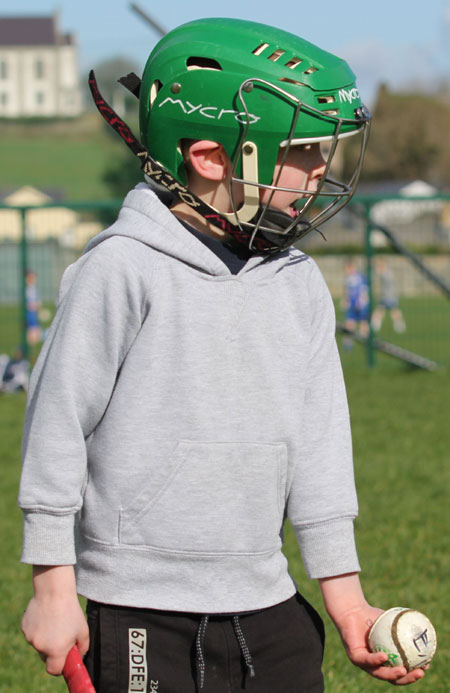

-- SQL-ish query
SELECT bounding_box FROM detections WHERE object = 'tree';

[85,56,141,119]
[98,149,144,224]
[94,57,144,220]
[343,84,450,187]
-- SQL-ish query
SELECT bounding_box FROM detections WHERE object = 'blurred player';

[372,256,406,333]
[342,258,370,349]
[25,270,42,347]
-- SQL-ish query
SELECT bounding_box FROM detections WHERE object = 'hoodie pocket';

[119,441,287,555]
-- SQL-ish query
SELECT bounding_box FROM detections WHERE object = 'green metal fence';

[0,195,449,370]
[0,200,121,361]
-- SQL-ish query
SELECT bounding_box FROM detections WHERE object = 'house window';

[36,91,45,105]
[35,59,45,79]
[0,92,8,105]
[0,60,8,79]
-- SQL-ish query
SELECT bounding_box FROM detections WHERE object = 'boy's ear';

[187,140,228,181]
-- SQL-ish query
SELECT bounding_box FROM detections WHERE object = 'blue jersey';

[345,272,369,320]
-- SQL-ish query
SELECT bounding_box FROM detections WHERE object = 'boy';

[372,256,406,333]
[25,270,43,347]
[19,18,426,691]
[342,258,370,350]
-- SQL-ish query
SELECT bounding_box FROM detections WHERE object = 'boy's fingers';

[77,635,90,657]
[45,652,68,676]
[349,647,428,684]
[363,651,389,667]
[368,665,425,685]
[348,648,388,669]
[350,650,427,684]
[391,669,426,686]
[369,666,407,681]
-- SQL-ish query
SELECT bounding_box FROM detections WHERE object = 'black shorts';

[84,593,325,693]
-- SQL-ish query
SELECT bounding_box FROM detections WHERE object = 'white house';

[0,12,83,118]
[0,186,102,247]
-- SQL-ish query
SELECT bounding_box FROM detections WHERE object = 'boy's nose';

[300,143,327,175]
[309,154,327,180]
[312,146,327,172]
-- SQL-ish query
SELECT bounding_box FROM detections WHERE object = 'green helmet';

[91,17,370,252]
[141,18,366,184]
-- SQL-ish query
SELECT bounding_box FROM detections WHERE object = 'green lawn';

[284,368,449,691]
[0,306,21,355]
[2,122,126,201]
[377,296,450,367]
[335,295,450,370]
[1,357,448,690]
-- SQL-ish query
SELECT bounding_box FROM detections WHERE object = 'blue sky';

[2,0,449,104]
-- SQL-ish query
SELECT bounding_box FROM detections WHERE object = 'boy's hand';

[21,565,89,676]
[319,573,427,686]
[335,602,426,685]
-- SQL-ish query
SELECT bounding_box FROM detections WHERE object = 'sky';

[1,0,449,105]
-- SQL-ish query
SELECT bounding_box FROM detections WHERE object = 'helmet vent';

[150,79,162,108]
[268,49,286,62]
[279,77,307,87]
[252,42,269,55]
[322,109,339,115]
[186,56,222,71]
[318,96,336,104]
[303,67,318,74]
[285,57,302,69]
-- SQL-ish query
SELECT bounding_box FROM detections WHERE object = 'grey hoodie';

[19,184,359,613]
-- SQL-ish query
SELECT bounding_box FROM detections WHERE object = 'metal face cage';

[225,78,371,252]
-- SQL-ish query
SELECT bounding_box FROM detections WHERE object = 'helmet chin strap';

[222,141,260,224]
[247,206,312,249]
[225,138,314,246]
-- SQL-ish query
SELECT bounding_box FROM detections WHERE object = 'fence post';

[364,203,375,368]
[19,207,29,361]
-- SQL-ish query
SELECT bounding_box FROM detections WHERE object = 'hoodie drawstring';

[232,616,256,679]
[195,614,256,689]
[196,614,209,689]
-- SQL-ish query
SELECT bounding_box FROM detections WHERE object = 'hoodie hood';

[85,184,292,277]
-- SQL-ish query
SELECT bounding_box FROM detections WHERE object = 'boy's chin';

[287,204,301,219]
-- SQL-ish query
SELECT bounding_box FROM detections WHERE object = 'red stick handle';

[63,646,96,693]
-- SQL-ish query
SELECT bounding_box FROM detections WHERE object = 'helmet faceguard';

[90,17,371,253]
[226,78,371,250]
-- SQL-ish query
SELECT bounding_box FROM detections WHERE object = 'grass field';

[0,342,448,690]
[2,290,449,370]
[2,118,125,201]
[335,295,450,370]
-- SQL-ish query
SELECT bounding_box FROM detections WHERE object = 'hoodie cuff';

[293,517,360,579]
[21,511,77,565]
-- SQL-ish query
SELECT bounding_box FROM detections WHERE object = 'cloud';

[337,40,388,103]
[444,0,450,27]
[440,0,450,53]
[341,31,447,105]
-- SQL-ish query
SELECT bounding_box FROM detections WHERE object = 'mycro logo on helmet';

[158,97,261,124]
[338,88,360,103]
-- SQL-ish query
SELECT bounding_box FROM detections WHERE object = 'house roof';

[0,15,74,47]
[0,186,67,204]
